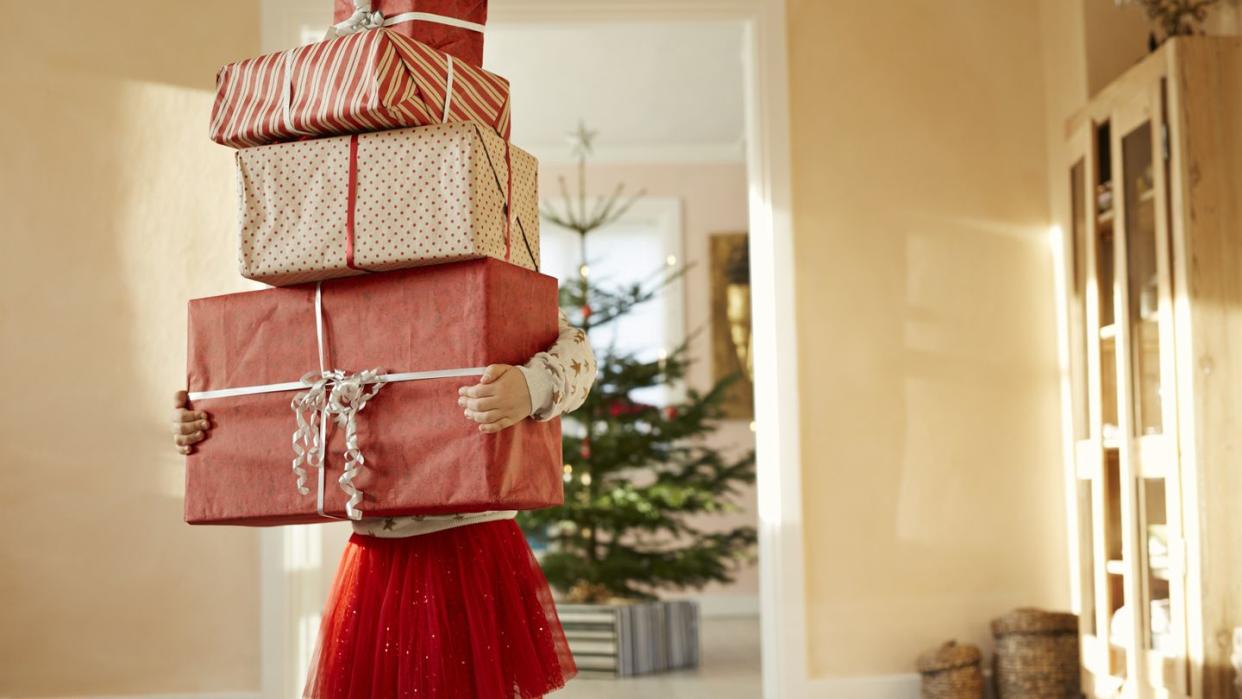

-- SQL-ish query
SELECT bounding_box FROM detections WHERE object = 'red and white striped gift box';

[209,28,510,149]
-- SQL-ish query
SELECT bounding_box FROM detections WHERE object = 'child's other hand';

[172,390,211,455]
[458,364,532,433]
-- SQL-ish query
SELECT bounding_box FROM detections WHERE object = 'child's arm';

[175,310,598,451]
[458,309,597,432]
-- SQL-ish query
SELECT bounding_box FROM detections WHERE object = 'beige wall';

[1083,0,1151,95]
[787,0,1068,677]
[0,1,263,695]
[538,161,759,599]
[1040,0,1090,235]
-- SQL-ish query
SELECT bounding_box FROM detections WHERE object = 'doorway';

[256,2,802,697]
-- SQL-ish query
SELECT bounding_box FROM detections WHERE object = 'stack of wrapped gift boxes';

[184,0,564,525]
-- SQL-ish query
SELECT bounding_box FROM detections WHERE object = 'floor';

[554,616,762,699]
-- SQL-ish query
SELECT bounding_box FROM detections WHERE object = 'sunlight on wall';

[111,79,265,499]
[283,524,327,689]
[787,0,1067,676]
[0,3,263,688]
[892,218,1057,548]
[299,611,324,687]
[1049,224,1084,615]
[286,523,324,572]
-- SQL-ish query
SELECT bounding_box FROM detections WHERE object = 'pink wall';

[539,161,758,601]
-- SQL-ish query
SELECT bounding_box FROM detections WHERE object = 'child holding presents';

[173,309,596,698]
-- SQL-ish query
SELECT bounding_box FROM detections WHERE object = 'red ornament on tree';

[664,406,679,420]
[579,440,591,459]
[607,398,654,418]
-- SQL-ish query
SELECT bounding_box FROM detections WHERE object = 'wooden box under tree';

[1057,37,1242,698]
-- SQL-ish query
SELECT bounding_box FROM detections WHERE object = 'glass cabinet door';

[1114,83,1187,695]
[1121,123,1162,438]
[1092,120,1128,684]
[1067,120,1128,690]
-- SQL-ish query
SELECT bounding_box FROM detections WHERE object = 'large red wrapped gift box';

[330,0,488,67]
[184,258,562,526]
[210,27,509,149]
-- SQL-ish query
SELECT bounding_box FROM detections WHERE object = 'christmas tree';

[518,125,757,603]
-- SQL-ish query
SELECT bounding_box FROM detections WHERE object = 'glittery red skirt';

[303,520,576,698]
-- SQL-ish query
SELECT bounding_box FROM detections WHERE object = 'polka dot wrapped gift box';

[236,122,539,287]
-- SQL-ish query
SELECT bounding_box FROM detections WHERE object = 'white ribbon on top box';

[236,122,539,287]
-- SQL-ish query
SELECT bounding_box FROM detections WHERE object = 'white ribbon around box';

[187,282,485,521]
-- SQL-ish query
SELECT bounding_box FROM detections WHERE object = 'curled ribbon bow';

[325,6,385,39]
[291,368,387,520]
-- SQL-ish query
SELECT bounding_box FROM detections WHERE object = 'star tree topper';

[543,121,644,237]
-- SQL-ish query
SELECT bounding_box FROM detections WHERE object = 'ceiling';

[486,21,746,162]
[260,1,746,163]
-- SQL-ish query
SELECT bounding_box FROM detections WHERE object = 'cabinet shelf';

[1138,460,1168,480]
[1102,560,1173,582]
[1076,460,1097,481]
[1073,439,1119,479]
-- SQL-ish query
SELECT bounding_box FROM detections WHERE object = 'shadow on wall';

[0,1,265,695]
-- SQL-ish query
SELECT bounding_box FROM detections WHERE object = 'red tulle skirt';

[303,520,576,698]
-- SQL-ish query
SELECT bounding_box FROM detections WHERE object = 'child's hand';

[172,390,211,455]
[458,364,532,433]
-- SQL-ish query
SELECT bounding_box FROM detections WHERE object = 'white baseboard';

[806,673,921,699]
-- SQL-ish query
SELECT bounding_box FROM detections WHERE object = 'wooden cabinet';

[1059,38,1242,699]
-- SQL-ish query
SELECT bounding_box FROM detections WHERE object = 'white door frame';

[259,1,806,697]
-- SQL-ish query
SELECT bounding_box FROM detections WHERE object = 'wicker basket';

[917,641,985,699]
[991,608,1080,698]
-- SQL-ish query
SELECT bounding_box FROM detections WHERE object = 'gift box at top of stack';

[186,0,562,526]
[328,0,488,67]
